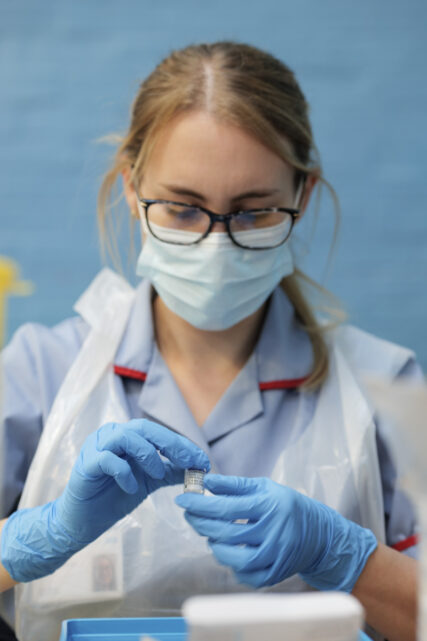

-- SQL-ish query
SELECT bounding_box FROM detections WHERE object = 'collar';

[255,285,313,384]
[114,278,156,374]
[114,280,313,441]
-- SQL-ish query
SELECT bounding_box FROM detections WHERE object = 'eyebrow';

[159,183,281,202]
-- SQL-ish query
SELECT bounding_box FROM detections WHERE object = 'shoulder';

[2,316,90,417]
[3,315,89,369]
[326,323,418,380]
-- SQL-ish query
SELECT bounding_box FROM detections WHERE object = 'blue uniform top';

[0,278,422,555]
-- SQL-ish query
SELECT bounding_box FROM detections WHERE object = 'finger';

[209,541,268,573]
[213,535,290,577]
[97,450,138,494]
[175,492,263,520]
[204,474,260,496]
[97,428,165,479]
[184,513,263,545]
[234,568,272,588]
[122,419,211,471]
[139,461,186,495]
[235,554,286,587]
[156,461,185,486]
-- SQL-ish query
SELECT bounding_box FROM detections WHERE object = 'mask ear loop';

[293,174,307,209]
[132,177,149,232]
[135,199,151,239]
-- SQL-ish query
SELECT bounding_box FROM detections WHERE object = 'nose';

[210,220,227,233]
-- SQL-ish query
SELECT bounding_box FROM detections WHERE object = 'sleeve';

[376,356,424,559]
[0,317,89,518]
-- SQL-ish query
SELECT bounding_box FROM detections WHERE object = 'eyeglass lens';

[146,203,293,248]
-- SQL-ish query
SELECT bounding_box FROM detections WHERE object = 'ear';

[298,173,318,218]
[121,165,139,219]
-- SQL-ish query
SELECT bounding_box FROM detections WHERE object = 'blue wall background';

[1,1,426,370]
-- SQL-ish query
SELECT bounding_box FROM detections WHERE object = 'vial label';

[184,469,206,494]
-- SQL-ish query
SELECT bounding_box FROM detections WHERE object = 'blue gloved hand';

[2,419,210,582]
[175,474,377,592]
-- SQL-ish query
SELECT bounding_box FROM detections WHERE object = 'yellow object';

[0,257,33,347]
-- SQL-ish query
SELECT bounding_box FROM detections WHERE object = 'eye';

[161,203,206,230]
[178,206,201,221]
[165,204,199,218]
[234,211,257,228]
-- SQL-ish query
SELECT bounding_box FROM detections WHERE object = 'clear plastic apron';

[12,269,410,641]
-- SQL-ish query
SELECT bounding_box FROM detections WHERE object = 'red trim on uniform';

[259,377,309,390]
[391,534,419,552]
[114,365,308,390]
[113,365,147,382]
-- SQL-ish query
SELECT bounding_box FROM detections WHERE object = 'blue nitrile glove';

[175,474,377,592]
[1,418,210,582]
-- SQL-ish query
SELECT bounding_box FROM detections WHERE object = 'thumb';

[147,461,185,491]
[204,474,259,496]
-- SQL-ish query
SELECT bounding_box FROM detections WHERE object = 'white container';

[183,592,364,641]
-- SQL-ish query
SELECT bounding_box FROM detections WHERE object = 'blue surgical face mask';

[135,187,302,331]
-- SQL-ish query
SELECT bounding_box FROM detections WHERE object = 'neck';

[152,293,268,373]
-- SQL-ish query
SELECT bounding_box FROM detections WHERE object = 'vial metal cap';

[184,469,206,494]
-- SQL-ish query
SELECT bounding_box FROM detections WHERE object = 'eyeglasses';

[137,198,301,250]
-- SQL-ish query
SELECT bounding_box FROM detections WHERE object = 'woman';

[0,42,421,641]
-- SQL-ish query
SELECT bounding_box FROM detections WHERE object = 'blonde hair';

[97,41,345,390]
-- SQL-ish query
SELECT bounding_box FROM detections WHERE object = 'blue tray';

[59,616,187,641]
[59,616,371,641]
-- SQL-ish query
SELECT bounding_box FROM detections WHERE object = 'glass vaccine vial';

[184,469,206,494]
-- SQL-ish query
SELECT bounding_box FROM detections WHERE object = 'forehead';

[142,111,294,193]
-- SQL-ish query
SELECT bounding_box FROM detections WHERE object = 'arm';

[1,419,210,584]
[352,542,417,641]
[1,319,89,517]
[0,519,17,593]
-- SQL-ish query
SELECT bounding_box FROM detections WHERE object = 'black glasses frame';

[137,198,301,250]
